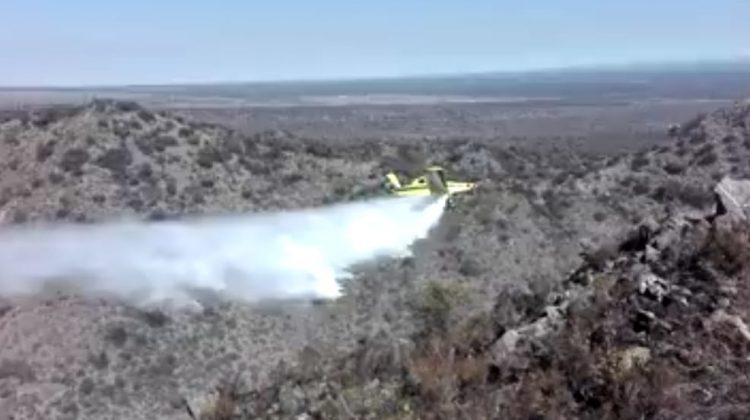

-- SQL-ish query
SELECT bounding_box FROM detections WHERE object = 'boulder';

[637,272,669,302]
[714,177,750,220]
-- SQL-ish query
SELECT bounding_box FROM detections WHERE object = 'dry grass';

[703,218,750,276]
[407,337,489,402]
[189,376,244,420]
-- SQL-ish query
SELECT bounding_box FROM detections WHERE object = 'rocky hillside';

[226,177,750,419]
[0,99,385,224]
[0,97,748,419]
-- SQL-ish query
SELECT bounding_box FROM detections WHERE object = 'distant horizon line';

[2,56,750,91]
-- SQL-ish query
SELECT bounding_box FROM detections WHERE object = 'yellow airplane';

[382,165,477,207]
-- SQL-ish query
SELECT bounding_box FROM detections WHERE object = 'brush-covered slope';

[0,99,384,225]
[195,100,750,419]
[232,176,750,420]
[0,97,747,419]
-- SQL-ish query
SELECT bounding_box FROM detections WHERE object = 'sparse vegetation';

[95,147,133,174]
[178,126,194,138]
[137,109,156,123]
[695,142,714,157]
[134,136,155,155]
[541,188,572,220]
[632,178,651,195]
[196,146,223,168]
[189,377,243,420]
[680,112,705,136]
[696,151,718,166]
[0,94,749,419]
[663,160,685,175]
[153,135,179,152]
[35,140,56,162]
[411,281,472,336]
[225,200,750,419]
[651,180,714,208]
[128,118,143,131]
[59,148,90,173]
[113,100,142,113]
[47,171,64,184]
[630,153,650,171]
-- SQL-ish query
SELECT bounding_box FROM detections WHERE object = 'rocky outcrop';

[714,176,750,220]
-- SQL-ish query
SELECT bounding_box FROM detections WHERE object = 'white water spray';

[0,195,446,309]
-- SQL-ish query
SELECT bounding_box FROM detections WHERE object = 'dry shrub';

[95,147,133,174]
[36,140,56,162]
[137,109,155,123]
[703,219,750,276]
[191,376,244,420]
[406,323,494,419]
[411,281,471,337]
[394,144,427,175]
[196,146,224,168]
[200,395,234,420]
[696,151,718,166]
[630,153,650,171]
[405,280,502,418]
[304,140,335,158]
[408,338,488,403]
[540,188,573,220]
[153,135,178,152]
[30,105,80,128]
[694,143,714,158]
[632,178,651,196]
[651,180,714,209]
[59,148,90,173]
[663,161,686,175]
[681,113,705,132]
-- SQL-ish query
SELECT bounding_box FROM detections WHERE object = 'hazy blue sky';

[1,0,748,86]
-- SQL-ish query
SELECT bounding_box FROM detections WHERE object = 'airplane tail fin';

[426,171,449,195]
[385,172,402,189]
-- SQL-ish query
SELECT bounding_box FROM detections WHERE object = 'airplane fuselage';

[384,166,476,201]
[390,180,475,197]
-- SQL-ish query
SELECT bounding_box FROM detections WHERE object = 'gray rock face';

[637,272,669,302]
[715,176,750,220]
